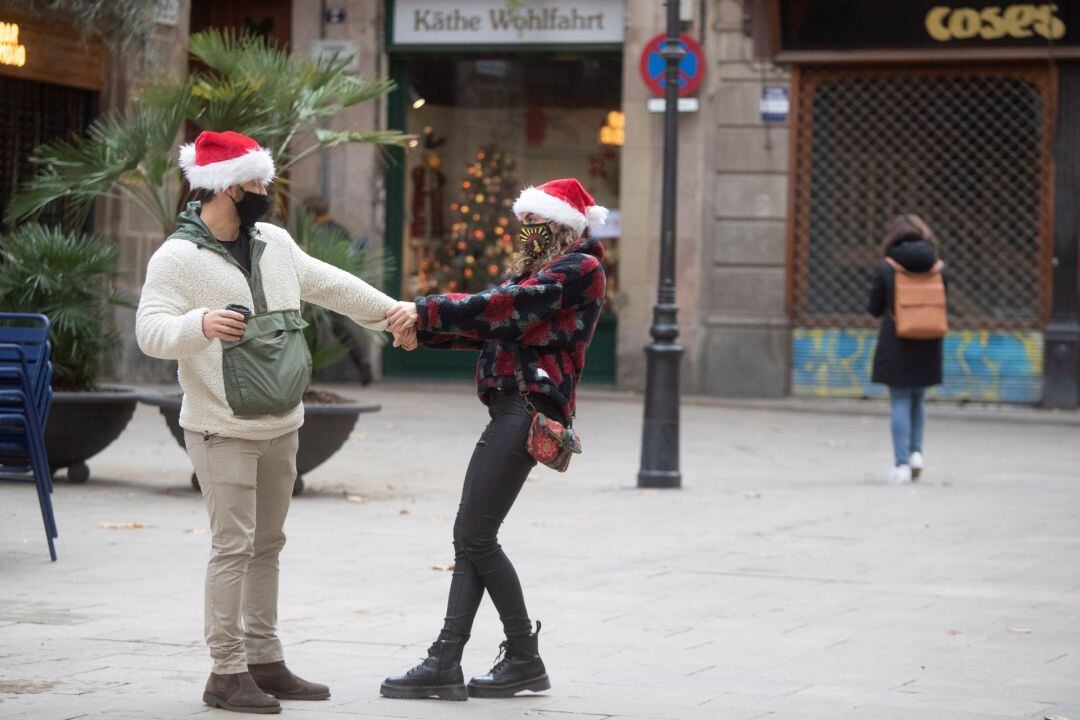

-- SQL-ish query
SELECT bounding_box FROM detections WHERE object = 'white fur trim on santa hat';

[586,205,609,226]
[179,144,276,192]
[513,186,608,236]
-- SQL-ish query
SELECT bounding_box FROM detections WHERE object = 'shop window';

[790,66,1053,330]
[402,55,622,312]
[0,75,96,229]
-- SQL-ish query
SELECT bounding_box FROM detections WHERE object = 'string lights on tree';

[417,145,519,295]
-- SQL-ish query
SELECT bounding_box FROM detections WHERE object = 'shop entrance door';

[788,65,1054,402]
[384,54,622,383]
[0,76,97,228]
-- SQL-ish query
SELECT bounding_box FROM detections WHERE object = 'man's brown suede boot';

[249,660,331,700]
[203,671,281,714]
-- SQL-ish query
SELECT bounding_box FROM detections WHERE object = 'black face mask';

[232,189,270,228]
[519,222,552,259]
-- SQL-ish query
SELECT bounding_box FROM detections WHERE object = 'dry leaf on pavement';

[98,522,149,530]
[345,495,365,504]
[744,491,762,499]
[399,508,410,515]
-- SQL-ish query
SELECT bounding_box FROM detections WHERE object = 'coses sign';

[925,4,1065,41]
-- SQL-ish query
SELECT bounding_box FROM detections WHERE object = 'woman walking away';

[380,178,607,700]
[868,214,949,484]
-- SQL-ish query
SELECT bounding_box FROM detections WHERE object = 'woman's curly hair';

[507,222,581,278]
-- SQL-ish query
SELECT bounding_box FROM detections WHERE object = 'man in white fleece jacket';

[137,130,407,714]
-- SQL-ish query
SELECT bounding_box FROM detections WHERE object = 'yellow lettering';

[949,8,982,38]
[925,4,1067,42]
[0,43,25,67]
[1033,4,1066,39]
[1004,4,1036,37]
[0,21,27,67]
[926,7,952,41]
[979,7,1009,38]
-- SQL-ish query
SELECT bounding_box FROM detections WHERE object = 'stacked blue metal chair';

[0,313,57,561]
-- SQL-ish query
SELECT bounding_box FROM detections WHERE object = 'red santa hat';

[178,130,276,192]
[512,178,608,236]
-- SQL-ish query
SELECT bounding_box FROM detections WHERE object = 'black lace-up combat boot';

[468,622,550,698]
[380,636,468,701]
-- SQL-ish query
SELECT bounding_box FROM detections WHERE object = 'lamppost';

[638,0,684,489]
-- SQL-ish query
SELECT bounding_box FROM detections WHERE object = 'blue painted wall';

[792,328,1043,403]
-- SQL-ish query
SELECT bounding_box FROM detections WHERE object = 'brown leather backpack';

[885,257,948,340]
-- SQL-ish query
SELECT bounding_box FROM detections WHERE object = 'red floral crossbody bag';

[513,347,582,472]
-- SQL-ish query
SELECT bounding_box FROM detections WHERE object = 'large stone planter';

[45,385,140,483]
[139,391,380,496]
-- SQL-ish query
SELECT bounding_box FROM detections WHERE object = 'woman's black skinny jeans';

[438,390,559,642]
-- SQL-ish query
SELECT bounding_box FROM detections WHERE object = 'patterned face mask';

[519,222,552,259]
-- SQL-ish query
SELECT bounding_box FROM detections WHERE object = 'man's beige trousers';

[185,429,299,674]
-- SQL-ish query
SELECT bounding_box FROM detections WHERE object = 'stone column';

[109,1,194,384]
[699,0,790,397]
[618,0,706,393]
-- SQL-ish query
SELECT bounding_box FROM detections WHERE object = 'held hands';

[202,310,247,342]
[386,301,418,333]
[393,326,418,351]
[386,301,419,351]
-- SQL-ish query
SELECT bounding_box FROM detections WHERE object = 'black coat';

[867,237,946,388]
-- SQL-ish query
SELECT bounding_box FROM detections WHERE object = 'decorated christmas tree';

[417,145,518,295]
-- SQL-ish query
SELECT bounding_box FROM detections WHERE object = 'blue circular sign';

[639,33,705,97]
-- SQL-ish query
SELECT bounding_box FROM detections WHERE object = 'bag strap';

[884,257,905,275]
[885,257,944,276]
[511,344,537,415]
[512,344,575,426]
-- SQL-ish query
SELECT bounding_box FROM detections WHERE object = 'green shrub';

[0,224,132,390]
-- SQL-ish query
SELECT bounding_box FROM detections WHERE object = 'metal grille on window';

[0,76,96,229]
[790,66,1054,331]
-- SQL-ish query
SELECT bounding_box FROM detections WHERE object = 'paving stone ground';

[1,382,1078,720]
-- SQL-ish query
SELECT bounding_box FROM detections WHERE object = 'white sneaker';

[909,452,924,480]
[888,464,912,484]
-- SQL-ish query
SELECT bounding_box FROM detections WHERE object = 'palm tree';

[290,207,395,372]
[0,224,131,391]
[4,28,410,385]
[5,28,410,234]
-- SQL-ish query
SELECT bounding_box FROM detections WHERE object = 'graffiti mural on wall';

[792,328,1043,403]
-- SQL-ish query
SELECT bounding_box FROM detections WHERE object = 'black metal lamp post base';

[638,469,682,488]
[638,341,683,488]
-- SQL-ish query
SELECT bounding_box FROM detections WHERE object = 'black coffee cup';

[225,304,252,322]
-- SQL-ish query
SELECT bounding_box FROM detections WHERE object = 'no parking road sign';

[639,33,705,98]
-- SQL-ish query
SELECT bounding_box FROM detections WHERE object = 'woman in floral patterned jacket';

[380,179,607,701]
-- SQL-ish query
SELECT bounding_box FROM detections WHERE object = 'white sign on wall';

[153,0,180,27]
[392,0,626,47]
[311,39,360,73]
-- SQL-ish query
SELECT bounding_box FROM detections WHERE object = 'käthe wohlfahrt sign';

[391,0,625,48]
